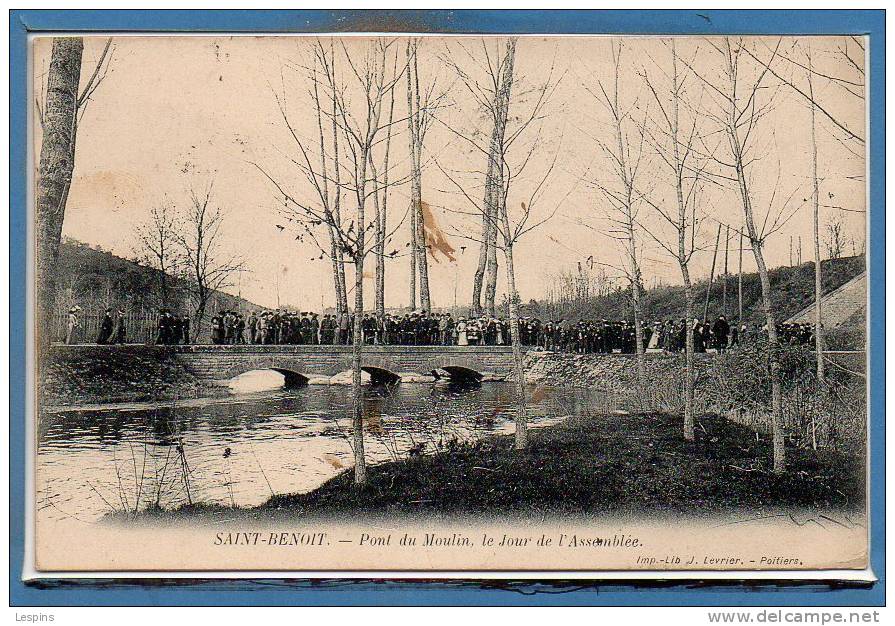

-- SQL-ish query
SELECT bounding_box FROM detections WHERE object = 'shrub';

[710,342,865,453]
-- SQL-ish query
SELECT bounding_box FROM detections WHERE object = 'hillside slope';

[787,272,866,328]
[524,255,866,328]
[50,239,264,342]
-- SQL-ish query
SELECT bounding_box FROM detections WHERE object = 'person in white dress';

[457,318,468,346]
[66,307,80,344]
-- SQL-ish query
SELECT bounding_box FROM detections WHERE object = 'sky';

[33,35,867,311]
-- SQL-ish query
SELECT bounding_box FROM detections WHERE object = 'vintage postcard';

[28,32,870,577]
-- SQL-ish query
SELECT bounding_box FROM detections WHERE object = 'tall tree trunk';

[667,42,696,441]
[674,112,696,441]
[483,158,500,316]
[732,141,785,473]
[472,138,495,315]
[483,41,516,317]
[159,261,169,308]
[330,80,348,316]
[371,167,385,317]
[738,229,744,326]
[723,39,785,473]
[413,175,431,312]
[409,206,417,310]
[750,235,784,473]
[373,80,394,319]
[313,62,345,319]
[329,230,343,315]
[351,251,366,484]
[36,37,84,346]
[334,227,348,316]
[628,236,646,387]
[351,152,370,484]
[349,37,389,485]
[471,201,489,316]
[406,42,431,313]
[491,39,526,449]
[405,42,418,311]
[682,274,695,440]
[473,108,502,316]
[703,224,722,319]
[413,45,431,313]
[499,203,527,450]
[605,40,646,387]
[192,286,208,343]
[808,44,825,383]
[613,121,646,386]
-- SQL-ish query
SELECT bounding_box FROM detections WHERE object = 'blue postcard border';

[8,9,886,607]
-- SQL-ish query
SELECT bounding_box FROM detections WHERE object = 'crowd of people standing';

[538,316,816,354]
[216,310,499,347]
[218,309,818,354]
[155,309,191,345]
[64,306,129,345]
[66,304,818,352]
[95,307,127,345]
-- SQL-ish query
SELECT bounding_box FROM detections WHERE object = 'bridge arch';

[361,366,402,386]
[228,367,310,390]
[438,365,484,382]
[429,355,490,381]
[269,368,310,388]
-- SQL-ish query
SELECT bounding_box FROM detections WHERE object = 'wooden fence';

[50,311,214,344]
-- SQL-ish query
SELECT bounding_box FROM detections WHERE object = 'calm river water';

[37,376,605,523]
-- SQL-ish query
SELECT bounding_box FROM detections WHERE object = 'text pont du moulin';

[357,532,641,548]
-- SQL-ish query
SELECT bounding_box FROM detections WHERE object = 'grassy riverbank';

[40,345,204,406]
[256,412,863,518]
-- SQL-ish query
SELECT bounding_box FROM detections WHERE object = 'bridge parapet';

[90,344,522,384]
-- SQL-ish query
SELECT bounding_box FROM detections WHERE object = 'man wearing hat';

[96,308,114,344]
[114,308,127,344]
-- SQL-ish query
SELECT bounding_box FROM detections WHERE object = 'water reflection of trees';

[42,382,575,449]
[40,383,596,518]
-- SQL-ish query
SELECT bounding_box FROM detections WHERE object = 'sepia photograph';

[28,28,871,576]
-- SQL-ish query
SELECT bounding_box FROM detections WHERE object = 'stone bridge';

[167,344,517,386]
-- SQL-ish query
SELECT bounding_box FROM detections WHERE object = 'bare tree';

[586,41,648,387]
[743,37,865,148]
[749,37,864,385]
[688,37,796,473]
[270,42,349,316]
[638,39,710,440]
[175,182,246,342]
[440,37,562,450]
[543,262,614,318]
[331,40,405,483]
[482,43,514,317]
[373,52,398,317]
[257,39,405,484]
[806,42,825,383]
[405,40,441,312]
[316,48,350,317]
[825,220,845,260]
[135,200,180,308]
[471,122,499,316]
[450,40,516,317]
[35,37,114,345]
